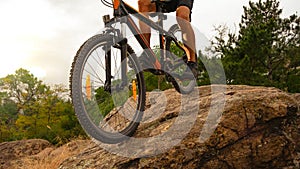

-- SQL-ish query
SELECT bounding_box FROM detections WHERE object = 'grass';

[10,139,91,169]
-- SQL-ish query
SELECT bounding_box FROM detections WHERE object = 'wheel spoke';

[70,35,145,143]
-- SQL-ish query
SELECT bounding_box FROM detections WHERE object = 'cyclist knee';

[176,6,191,22]
[138,0,156,12]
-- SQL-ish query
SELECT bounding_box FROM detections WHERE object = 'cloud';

[17,0,109,85]
[0,0,299,85]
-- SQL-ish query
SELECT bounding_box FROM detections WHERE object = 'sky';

[0,0,299,85]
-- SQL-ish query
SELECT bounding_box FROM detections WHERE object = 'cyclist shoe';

[171,53,198,80]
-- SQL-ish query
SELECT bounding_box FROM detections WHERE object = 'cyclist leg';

[138,0,156,47]
[176,0,196,63]
[176,0,198,79]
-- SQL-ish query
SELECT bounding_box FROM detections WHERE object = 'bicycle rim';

[70,34,145,144]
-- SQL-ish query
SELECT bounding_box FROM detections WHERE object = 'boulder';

[59,85,300,169]
[0,139,52,168]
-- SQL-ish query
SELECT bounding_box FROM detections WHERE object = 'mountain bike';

[70,0,197,144]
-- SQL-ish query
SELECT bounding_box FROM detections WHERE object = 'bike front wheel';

[70,34,146,144]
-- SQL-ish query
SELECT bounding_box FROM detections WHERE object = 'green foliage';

[144,44,181,91]
[0,69,47,111]
[0,98,18,142]
[143,72,173,91]
[0,69,86,145]
[198,51,225,85]
[95,86,114,117]
[287,69,300,93]
[211,0,300,92]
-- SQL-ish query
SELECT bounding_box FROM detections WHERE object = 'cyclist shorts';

[161,0,194,13]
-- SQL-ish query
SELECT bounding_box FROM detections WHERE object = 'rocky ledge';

[1,85,299,169]
[59,85,300,169]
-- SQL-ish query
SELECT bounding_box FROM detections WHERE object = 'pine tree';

[212,0,300,91]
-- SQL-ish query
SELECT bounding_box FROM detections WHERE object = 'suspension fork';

[103,15,128,92]
[120,38,128,87]
[102,15,112,92]
[104,48,112,92]
[120,20,128,88]
[104,39,128,92]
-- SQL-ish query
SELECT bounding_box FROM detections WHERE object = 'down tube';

[126,16,161,69]
[126,16,151,50]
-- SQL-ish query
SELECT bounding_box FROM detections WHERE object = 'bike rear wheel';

[70,34,145,144]
[166,24,197,94]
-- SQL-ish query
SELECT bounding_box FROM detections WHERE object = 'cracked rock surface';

[1,85,299,169]
[58,85,300,169]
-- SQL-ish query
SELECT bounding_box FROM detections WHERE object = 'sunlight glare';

[0,0,64,78]
[28,67,47,79]
[0,41,31,77]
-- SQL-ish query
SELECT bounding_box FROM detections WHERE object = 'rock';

[3,85,298,168]
[3,139,91,169]
[57,85,300,169]
[293,93,300,107]
[0,139,52,168]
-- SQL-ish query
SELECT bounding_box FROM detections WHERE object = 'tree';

[212,0,300,92]
[0,98,18,142]
[14,83,86,144]
[0,69,86,144]
[284,14,300,92]
[197,50,225,86]
[0,68,47,113]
